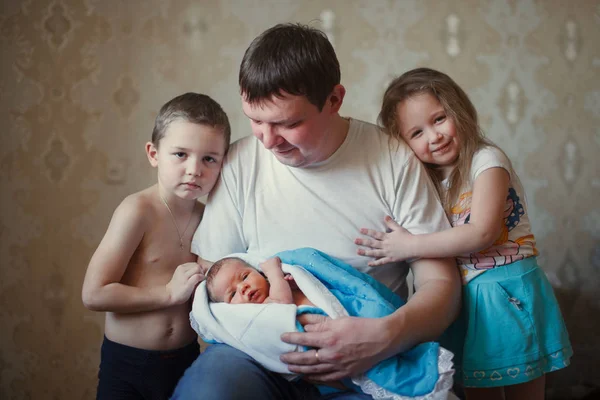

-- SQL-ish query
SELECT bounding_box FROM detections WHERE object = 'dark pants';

[171,344,372,400]
[97,336,200,400]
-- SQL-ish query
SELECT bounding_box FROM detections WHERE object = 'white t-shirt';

[192,118,451,297]
[446,146,538,283]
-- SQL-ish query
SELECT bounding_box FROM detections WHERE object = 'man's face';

[241,92,337,168]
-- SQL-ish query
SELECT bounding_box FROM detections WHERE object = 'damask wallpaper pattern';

[0,1,598,399]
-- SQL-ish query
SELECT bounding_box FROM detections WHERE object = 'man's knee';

[190,344,258,374]
[171,344,288,400]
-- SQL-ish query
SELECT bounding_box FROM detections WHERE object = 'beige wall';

[1,0,599,398]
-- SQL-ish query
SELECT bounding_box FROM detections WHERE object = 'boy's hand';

[197,257,213,275]
[166,262,205,305]
[355,216,415,266]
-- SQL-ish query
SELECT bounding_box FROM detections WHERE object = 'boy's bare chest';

[126,223,197,282]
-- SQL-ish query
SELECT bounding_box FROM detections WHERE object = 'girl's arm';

[82,195,203,313]
[260,257,294,304]
[356,167,510,265]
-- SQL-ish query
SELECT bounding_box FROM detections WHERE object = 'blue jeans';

[171,344,372,400]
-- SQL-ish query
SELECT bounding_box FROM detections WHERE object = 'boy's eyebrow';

[170,146,223,156]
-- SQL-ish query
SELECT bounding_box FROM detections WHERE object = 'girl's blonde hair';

[379,68,497,212]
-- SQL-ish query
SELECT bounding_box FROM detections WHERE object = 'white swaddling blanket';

[191,253,346,377]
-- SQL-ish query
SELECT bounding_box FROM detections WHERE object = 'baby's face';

[212,260,270,304]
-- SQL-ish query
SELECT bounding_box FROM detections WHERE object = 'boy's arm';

[82,196,203,313]
[260,257,293,304]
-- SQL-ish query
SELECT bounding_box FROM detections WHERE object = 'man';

[172,23,460,400]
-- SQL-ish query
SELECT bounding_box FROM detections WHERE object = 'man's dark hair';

[239,23,340,111]
[151,92,231,151]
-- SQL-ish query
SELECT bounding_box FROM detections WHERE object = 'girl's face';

[396,92,459,178]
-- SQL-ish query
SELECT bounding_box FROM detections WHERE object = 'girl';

[355,68,571,400]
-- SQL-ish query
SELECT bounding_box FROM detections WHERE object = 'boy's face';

[241,89,343,168]
[147,120,227,200]
[211,260,270,304]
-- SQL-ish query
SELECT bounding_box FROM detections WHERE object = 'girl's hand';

[355,216,415,266]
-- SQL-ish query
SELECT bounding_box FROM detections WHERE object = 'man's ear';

[146,142,159,167]
[327,84,346,113]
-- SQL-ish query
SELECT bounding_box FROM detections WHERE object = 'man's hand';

[280,314,390,381]
[166,262,205,305]
[355,216,416,266]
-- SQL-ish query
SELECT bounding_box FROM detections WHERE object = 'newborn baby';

[192,249,455,400]
[206,256,314,307]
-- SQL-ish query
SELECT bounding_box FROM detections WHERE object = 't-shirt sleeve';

[471,146,511,182]
[393,152,451,235]
[191,156,247,261]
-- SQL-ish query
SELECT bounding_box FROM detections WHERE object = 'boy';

[82,92,230,399]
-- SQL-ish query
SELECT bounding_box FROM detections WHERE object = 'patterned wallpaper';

[1,0,598,399]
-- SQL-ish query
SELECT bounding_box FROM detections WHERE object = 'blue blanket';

[276,248,441,397]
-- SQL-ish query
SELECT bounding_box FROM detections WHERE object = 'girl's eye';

[411,130,422,139]
[435,115,446,123]
[174,152,186,158]
[204,156,216,163]
[243,273,249,280]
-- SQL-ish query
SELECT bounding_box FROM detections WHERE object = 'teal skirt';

[442,257,572,388]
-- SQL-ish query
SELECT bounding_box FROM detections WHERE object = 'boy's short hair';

[151,92,231,151]
[239,23,340,111]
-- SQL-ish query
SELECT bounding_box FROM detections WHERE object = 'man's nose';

[258,125,281,150]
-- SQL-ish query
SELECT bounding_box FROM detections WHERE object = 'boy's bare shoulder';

[113,187,158,227]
